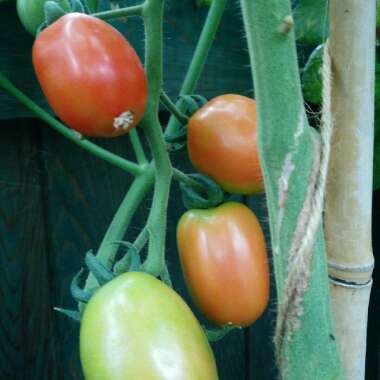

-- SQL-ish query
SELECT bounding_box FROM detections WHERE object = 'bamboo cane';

[325,1,376,379]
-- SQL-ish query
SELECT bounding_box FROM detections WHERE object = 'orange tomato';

[187,94,263,194]
[33,13,147,138]
[176,202,269,327]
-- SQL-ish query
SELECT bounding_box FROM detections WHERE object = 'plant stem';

[172,168,204,193]
[129,129,148,165]
[140,0,172,277]
[0,72,143,177]
[83,164,154,294]
[164,0,227,136]
[240,0,343,378]
[93,4,144,20]
[160,90,188,125]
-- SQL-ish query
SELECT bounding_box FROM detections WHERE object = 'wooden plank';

[0,119,60,379]
[0,0,251,119]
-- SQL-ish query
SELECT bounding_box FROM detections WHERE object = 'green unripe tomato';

[16,0,100,35]
[80,272,219,380]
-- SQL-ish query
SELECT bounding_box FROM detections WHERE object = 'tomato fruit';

[33,13,147,137]
[80,272,219,380]
[187,94,263,194]
[16,0,99,35]
[177,202,269,327]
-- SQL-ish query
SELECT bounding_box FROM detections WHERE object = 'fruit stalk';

[325,1,376,378]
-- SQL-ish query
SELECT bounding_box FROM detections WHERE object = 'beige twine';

[273,40,333,371]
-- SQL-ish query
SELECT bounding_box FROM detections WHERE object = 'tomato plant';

[16,0,99,35]
[33,13,147,137]
[177,202,269,327]
[80,272,219,380]
[187,94,263,195]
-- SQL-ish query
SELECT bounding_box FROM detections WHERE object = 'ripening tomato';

[177,202,269,327]
[80,272,219,380]
[187,94,263,194]
[33,13,147,137]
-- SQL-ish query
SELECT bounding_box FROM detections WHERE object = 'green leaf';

[294,0,329,44]
[301,44,324,105]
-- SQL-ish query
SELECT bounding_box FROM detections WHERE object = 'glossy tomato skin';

[177,202,269,327]
[80,272,219,380]
[33,13,147,137]
[187,94,263,194]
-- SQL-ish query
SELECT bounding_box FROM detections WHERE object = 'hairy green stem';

[129,129,148,164]
[0,72,143,177]
[83,164,154,293]
[240,0,343,378]
[160,90,188,125]
[140,0,172,276]
[164,0,227,136]
[93,4,144,20]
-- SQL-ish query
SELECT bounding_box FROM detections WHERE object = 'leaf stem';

[164,0,227,136]
[0,72,143,177]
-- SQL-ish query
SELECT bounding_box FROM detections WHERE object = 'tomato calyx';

[40,0,89,34]
[55,240,144,322]
[164,94,208,152]
[179,173,225,209]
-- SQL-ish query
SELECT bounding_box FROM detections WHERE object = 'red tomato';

[33,13,147,137]
[187,94,263,194]
[177,202,269,327]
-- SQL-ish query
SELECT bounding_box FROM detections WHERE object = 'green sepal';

[70,269,95,303]
[85,250,115,286]
[204,324,242,342]
[179,94,208,117]
[44,1,67,27]
[165,126,187,143]
[180,173,224,210]
[159,264,173,287]
[301,44,324,105]
[54,307,81,322]
[113,241,142,274]
[69,0,85,13]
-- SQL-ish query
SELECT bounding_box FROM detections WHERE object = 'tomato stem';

[160,90,188,125]
[129,129,148,164]
[92,4,144,20]
[0,72,144,177]
[172,168,204,193]
[139,0,172,277]
[164,0,227,137]
[82,164,155,298]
